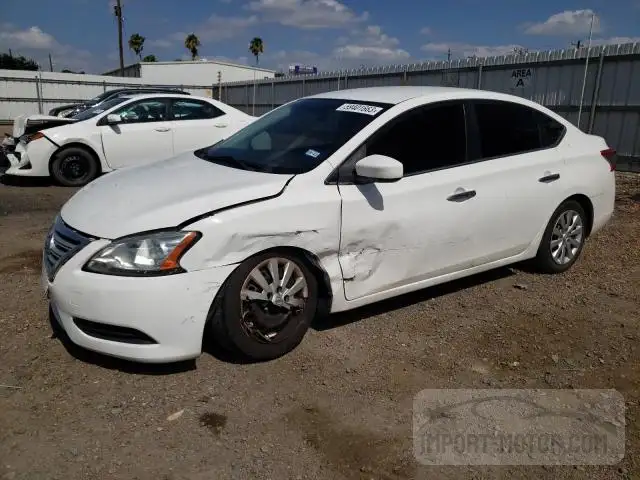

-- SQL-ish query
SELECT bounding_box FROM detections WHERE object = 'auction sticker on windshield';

[336,103,383,115]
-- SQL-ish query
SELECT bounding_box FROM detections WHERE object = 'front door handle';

[214,123,228,128]
[539,173,560,183]
[154,127,171,132]
[447,189,477,202]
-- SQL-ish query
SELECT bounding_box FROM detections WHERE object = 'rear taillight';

[600,148,617,171]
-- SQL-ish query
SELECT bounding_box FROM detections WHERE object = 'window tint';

[473,101,563,159]
[113,99,168,123]
[366,103,467,175]
[535,110,565,148]
[171,100,224,120]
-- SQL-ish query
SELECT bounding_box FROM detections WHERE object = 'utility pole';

[217,71,222,101]
[447,48,451,62]
[114,0,124,76]
[571,40,582,50]
[48,53,53,72]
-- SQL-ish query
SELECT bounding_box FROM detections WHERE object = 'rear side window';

[366,102,467,175]
[472,101,565,159]
[535,110,565,147]
[171,100,224,120]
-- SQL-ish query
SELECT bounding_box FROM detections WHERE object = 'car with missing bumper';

[6,93,254,186]
[43,86,616,363]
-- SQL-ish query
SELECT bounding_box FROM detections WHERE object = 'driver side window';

[366,101,467,175]
[113,99,169,124]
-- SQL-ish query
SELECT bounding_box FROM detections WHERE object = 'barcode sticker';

[336,103,383,116]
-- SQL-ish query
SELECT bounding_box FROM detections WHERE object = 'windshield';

[87,91,116,105]
[71,97,130,121]
[197,97,392,174]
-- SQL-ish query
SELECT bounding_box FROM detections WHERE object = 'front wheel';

[50,147,100,187]
[208,251,319,361]
[532,199,587,274]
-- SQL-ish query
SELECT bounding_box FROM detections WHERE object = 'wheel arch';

[562,193,594,237]
[48,142,104,175]
[204,245,334,328]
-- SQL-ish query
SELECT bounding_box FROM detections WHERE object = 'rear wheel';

[208,251,318,361]
[533,199,587,274]
[50,147,100,187]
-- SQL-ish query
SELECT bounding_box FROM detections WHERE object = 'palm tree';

[184,34,201,60]
[142,54,157,62]
[249,37,264,65]
[128,33,146,61]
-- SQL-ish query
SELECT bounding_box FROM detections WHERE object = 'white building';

[103,59,276,84]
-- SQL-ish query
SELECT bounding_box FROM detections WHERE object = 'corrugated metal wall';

[0,70,213,121]
[217,42,640,171]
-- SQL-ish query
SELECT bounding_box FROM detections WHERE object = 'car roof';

[309,86,534,106]
[108,87,187,94]
[116,93,209,101]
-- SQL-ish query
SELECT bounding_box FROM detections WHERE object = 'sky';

[1,0,640,74]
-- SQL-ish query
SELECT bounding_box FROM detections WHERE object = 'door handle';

[447,189,477,202]
[214,123,228,128]
[538,173,560,183]
[154,127,171,132]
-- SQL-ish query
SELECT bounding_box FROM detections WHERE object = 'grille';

[44,216,93,281]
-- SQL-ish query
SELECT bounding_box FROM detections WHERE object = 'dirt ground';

[0,172,638,480]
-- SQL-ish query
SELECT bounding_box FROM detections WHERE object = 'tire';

[207,250,319,361]
[50,146,100,187]
[533,199,587,274]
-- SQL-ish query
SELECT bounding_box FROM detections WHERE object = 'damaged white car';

[6,94,254,186]
[43,86,616,363]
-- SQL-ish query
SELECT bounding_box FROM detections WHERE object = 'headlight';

[83,231,200,276]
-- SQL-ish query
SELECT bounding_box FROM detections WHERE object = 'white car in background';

[43,86,616,363]
[5,94,255,186]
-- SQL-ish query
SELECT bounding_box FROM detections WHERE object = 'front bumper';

[5,139,56,177]
[43,235,237,363]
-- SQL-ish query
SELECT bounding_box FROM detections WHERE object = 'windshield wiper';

[204,154,256,172]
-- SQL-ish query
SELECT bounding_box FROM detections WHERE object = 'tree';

[0,52,39,70]
[184,34,200,60]
[128,33,146,60]
[142,54,157,62]
[248,37,264,65]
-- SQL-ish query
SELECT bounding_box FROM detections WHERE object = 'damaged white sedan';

[43,86,616,363]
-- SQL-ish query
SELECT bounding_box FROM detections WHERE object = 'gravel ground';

[0,172,638,480]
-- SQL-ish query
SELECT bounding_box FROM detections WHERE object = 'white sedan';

[5,94,255,186]
[43,86,616,363]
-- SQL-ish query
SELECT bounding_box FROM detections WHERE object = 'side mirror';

[105,113,122,125]
[354,154,403,182]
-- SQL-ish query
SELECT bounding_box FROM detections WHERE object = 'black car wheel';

[50,147,100,187]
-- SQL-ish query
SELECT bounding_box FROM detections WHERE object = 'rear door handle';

[154,127,171,132]
[539,173,560,183]
[447,189,477,202]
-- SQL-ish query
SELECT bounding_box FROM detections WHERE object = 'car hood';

[12,114,77,138]
[60,151,294,239]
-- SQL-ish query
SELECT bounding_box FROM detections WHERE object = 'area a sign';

[511,68,533,88]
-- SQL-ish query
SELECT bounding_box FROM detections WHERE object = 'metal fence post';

[302,77,305,96]
[588,50,605,134]
[103,80,107,92]
[477,64,483,89]
[403,66,408,85]
[35,74,43,114]
[271,80,275,109]
[245,84,249,111]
